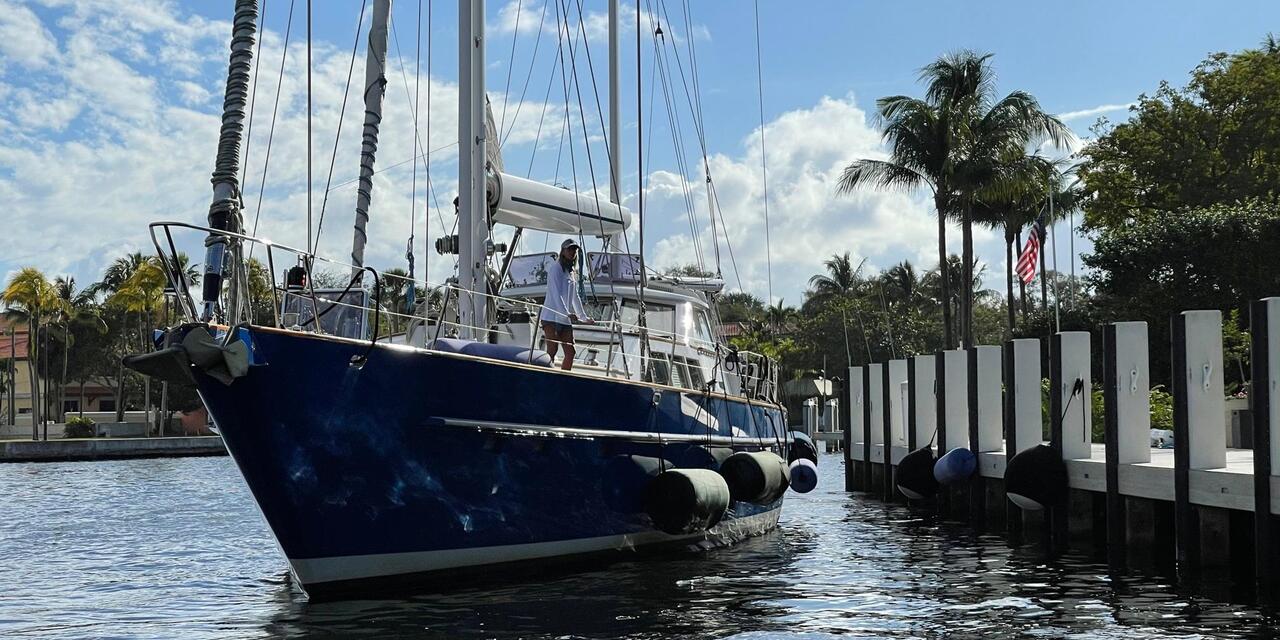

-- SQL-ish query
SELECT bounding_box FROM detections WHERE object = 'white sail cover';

[489,172,632,237]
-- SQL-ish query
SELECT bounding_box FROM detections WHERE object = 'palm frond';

[836,160,929,195]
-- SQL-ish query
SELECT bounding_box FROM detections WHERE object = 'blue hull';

[196,327,787,594]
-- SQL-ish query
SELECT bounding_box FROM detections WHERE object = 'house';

[0,318,33,426]
[0,318,118,429]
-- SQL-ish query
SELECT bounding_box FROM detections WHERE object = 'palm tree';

[880,261,924,308]
[837,53,1000,349]
[806,253,866,303]
[49,276,91,423]
[2,268,58,437]
[764,300,795,336]
[86,252,149,300]
[108,261,168,423]
[840,51,1070,348]
[379,268,413,331]
[949,77,1070,345]
[971,152,1056,332]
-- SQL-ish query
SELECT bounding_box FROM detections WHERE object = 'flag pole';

[1049,178,1061,333]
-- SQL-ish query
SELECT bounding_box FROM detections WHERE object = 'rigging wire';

[657,0,720,276]
[310,0,369,251]
[237,0,267,199]
[525,15,567,176]
[650,11,705,274]
[306,0,313,257]
[389,13,447,235]
[423,0,432,299]
[752,0,774,304]
[501,0,552,148]
[246,0,298,256]
[406,0,423,313]
[496,0,524,140]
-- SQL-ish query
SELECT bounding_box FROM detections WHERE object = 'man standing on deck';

[541,238,595,370]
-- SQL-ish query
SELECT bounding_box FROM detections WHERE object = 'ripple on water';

[2,454,1279,639]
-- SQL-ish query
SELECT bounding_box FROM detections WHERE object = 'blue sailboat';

[130,0,808,598]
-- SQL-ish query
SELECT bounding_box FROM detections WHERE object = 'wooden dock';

[840,298,1280,600]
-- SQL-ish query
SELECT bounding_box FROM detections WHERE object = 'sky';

[2,0,1278,306]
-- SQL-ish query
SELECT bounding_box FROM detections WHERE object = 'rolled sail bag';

[932,447,976,485]
[719,450,791,504]
[602,455,670,513]
[788,458,818,494]
[1004,444,1068,511]
[788,431,819,465]
[643,468,731,535]
[896,446,939,499]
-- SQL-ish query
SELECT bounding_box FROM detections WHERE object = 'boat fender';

[643,468,731,535]
[602,455,670,513]
[673,445,735,470]
[896,446,940,499]
[788,458,818,494]
[787,431,819,466]
[932,447,976,486]
[1004,444,1068,511]
[719,450,790,504]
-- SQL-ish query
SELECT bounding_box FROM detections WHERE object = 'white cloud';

[1057,102,1134,122]
[0,0,560,299]
[0,0,60,69]
[642,94,996,304]
[173,80,211,106]
[492,0,705,44]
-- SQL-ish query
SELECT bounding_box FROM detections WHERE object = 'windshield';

[280,289,369,339]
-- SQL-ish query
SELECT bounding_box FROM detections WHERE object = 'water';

[0,453,1273,639]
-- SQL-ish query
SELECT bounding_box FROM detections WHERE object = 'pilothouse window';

[647,352,671,385]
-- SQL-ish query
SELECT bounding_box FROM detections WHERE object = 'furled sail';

[487,172,632,237]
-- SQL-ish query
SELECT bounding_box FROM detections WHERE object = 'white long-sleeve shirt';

[539,258,588,325]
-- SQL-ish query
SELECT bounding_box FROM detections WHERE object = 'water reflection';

[1,454,1277,639]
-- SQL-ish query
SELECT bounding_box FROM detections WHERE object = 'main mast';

[606,0,624,251]
[458,0,489,340]
[350,0,393,275]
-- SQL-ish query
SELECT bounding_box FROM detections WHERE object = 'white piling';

[1113,321,1151,464]
[943,349,968,451]
[976,345,1003,453]
[1011,338,1042,455]
[1265,299,1280,475]
[1057,331,1093,460]
[868,363,885,461]
[888,359,908,447]
[1182,310,1226,469]
[848,366,864,449]
[912,355,937,448]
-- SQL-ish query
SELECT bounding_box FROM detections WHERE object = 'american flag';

[1015,215,1045,284]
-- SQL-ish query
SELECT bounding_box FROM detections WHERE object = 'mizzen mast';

[350,0,393,275]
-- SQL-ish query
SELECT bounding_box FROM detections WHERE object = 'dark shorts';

[541,319,573,334]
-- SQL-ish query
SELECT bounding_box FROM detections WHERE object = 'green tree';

[1084,200,1280,387]
[2,268,59,433]
[806,253,866,303]
[1079,37,1280,229]
[715,292,765,324]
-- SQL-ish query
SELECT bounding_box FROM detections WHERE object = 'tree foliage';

[1079,39,1280,229]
